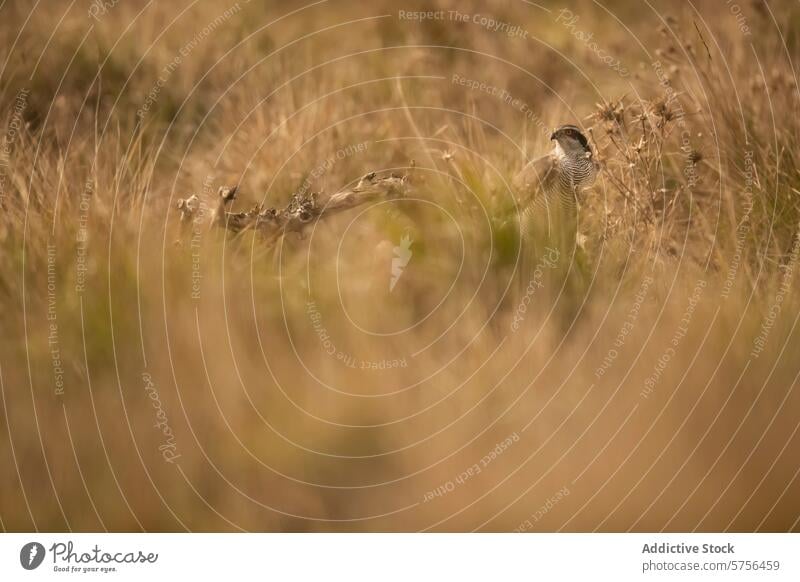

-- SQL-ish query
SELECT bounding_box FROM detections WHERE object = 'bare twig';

[176,170,411,245]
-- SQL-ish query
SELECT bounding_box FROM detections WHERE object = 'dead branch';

[176,170,411,245]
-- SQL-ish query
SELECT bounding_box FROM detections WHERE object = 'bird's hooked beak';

[549,130,557,140]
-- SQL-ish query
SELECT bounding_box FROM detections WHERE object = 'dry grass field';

[1,0,800,532]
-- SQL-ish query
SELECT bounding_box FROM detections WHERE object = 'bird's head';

[550,125,591,158]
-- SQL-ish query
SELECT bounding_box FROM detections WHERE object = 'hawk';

[513,124,598,220]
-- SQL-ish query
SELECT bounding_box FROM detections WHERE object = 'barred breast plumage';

[513,124,597,237]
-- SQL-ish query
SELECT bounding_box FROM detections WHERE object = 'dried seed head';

[652,99,676,128]
[594,99,625,127]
